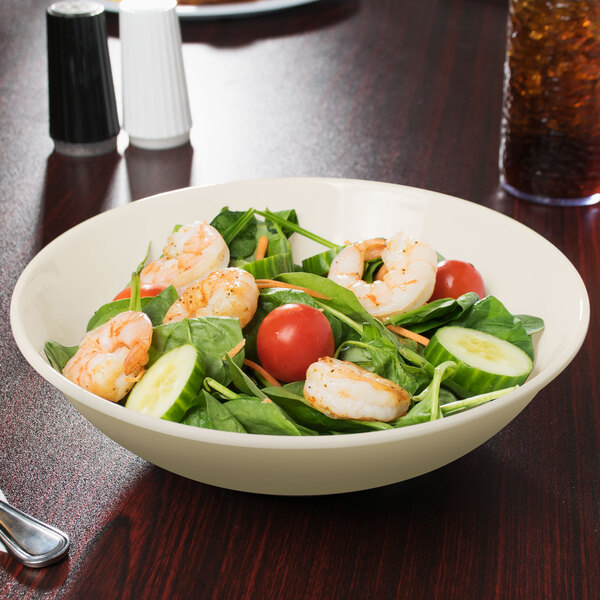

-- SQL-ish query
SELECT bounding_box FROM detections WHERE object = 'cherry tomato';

[113,284,167,301]
[429,260,485,301]
[256,304,335,383]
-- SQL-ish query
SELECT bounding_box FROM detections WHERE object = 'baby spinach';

[301,245,346,276]
[340,339,426,396]
[384,293,479,333]
[142,286,180,326]
[44,341,78,372]
[150,316,244,384]
[223,397,316,436]
[451,296,540,360]
[211,207,257,259]
[239,253,295,280]
[211,207,300,263]
[514,314,545,336]
[263,385,392,434]
[203,372,317,436]
[276,272,376,329]
[223,353,268,400]
[183,390,247,433]
[86,285,179,331]
[393,361,456,428]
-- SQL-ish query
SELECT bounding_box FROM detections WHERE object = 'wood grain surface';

[1,0,598,598]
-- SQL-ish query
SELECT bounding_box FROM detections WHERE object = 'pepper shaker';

[46,1,119,156]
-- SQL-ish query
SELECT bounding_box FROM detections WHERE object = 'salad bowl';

[10,178,590,495]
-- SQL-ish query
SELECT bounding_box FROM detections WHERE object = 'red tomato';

[256,304,335,383]
[113,284,167,301]
[429,260,485,301]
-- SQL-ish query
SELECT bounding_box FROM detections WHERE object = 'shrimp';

[163,267,259,328]
[328,232,437,319]
[140,221,229,293]
[62,311,153,403]
[303,357,410,422]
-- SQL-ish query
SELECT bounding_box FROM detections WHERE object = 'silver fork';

[0,488,70,568]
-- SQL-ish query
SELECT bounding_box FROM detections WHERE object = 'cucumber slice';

[126,344,205,422]
[424,326,532,395]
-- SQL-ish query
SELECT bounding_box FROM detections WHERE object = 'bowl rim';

[10,177,591,450]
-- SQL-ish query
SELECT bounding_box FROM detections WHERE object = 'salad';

[45,206,544,436]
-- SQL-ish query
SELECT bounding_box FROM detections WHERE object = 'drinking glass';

[499,0,600,206]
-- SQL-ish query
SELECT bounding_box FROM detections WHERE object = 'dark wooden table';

[1,0,598,598]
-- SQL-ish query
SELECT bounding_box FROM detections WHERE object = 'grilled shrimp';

[328,232,437,319]
[63,311,153,402]
[140,221,229,293]
[303,357,410,421]
[163,267,259,328]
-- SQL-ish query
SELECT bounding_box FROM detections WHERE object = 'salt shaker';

[120,0,193,150]
[46,1,119,156]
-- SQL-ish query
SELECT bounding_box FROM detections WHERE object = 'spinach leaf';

[514,314,545,336]
[238,253,295,280]
[224,353,268,399]
[301,246,346,276]
[183,390,247,433]
[362,259,384,284]
[87,297,152,331]
[337,326,427,396]
[211,207,258,259]
[451,296,536,359]
[86,285,178,331]
[384,293,479,333]
[211,207,300,264]
[44,341,78,372]
[223,397,316,436]
[263,385,392,433]
[276,272,378,329]
[140,285,180,326]
[393,361,456,428]
[150,317,244,384]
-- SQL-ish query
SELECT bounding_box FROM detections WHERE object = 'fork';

[0,489,70,568]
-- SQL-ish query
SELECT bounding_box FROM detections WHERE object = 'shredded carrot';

[255,235,269,261]
[387,325,430,347]
[226,339,246,358]
[243,359,282,387]
[255,279,331,300]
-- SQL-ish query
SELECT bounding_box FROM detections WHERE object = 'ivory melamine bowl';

[10,178,590,495]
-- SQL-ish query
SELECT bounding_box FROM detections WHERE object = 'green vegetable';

[183,391,247,433]
[223,398,316,436]
[125,344,205,421]
[451,296,540,360]
[384,293,479,333]
[424,326,533,395]
[264,385,392,433]
[44,341,78,372]
[45,204,544,436]
[301,245,346,276]
[240,253,294,279]
[254,208,336,248]
[86,285,179,331]
[394,361,456,428]
[149,316,244,385]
